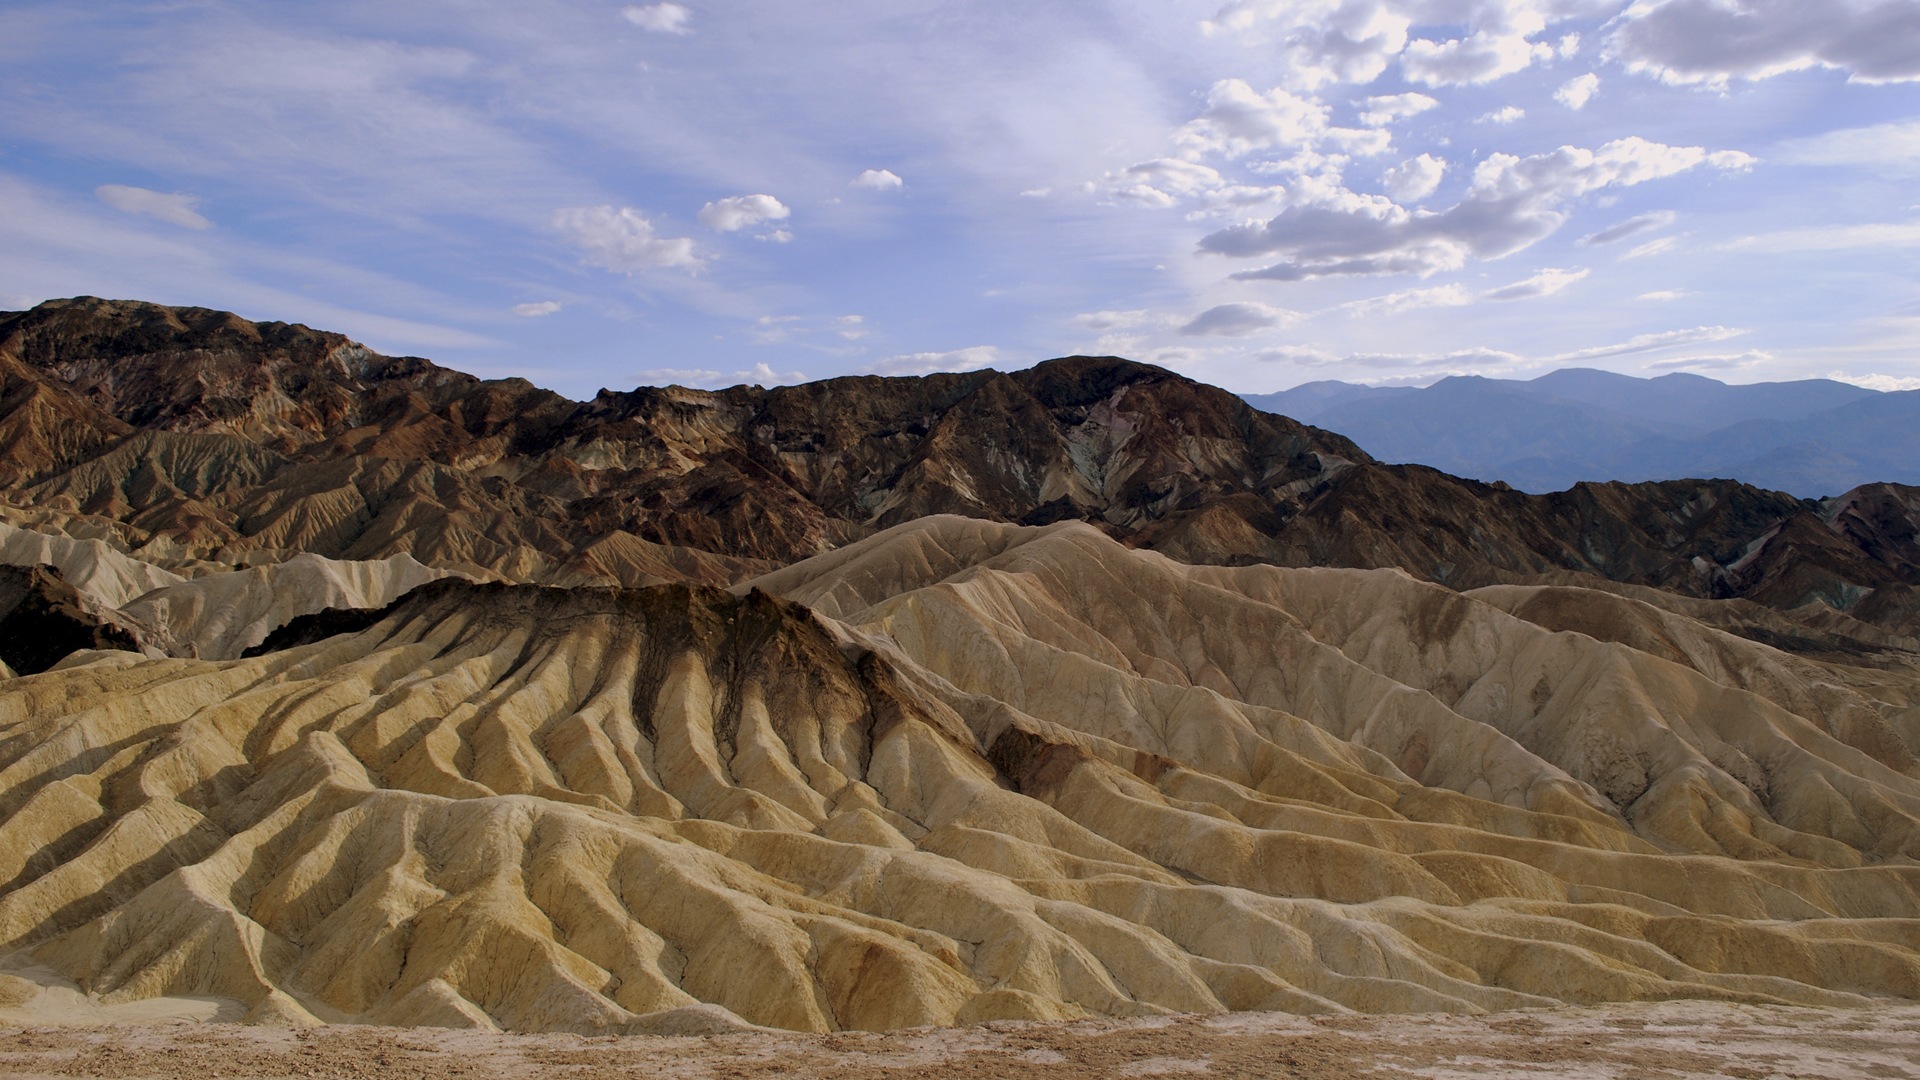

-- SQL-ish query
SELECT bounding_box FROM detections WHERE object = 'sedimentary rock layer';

[2,519,1917,1033]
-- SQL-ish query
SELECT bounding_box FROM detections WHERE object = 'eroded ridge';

[2,520,1920,1033]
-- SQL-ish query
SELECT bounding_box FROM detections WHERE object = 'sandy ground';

[0,1000,1916,1079]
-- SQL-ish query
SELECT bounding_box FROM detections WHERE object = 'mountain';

[4,517,1920,1032]
[1241,369,1910,497]
[7,298,1920,1034]
[3,298,1919,639]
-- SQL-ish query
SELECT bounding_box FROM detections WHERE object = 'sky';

[2,1,1919,399]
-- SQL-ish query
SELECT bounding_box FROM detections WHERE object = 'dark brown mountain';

[2,296,1918,637]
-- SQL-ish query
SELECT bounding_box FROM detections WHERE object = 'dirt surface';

[2,1002,1917,1079]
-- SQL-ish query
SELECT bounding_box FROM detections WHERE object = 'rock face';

[3,297,1917,633]
[6,297,1920,1034]
[3,518,1920,1032]
[0,564,141,675]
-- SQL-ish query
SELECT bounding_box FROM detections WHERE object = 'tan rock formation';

[3,518,1919,1033]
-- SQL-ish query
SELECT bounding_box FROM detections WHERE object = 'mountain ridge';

[1242,369,1914,497]
[2,296,1918,640]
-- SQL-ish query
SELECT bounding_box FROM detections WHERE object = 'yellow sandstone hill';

[2,516,1919,1033]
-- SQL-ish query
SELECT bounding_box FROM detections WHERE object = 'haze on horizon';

[2,0,1917,400]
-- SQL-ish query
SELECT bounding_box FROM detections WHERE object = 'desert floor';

[1,1000,1917,1079]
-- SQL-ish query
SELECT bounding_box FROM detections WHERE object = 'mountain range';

[4,297,1920,1034]
[1244,369,1920,498]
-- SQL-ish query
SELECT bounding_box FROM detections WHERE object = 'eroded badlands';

[2,516,1919,1034]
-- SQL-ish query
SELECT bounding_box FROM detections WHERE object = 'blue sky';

[2,1,1918,398]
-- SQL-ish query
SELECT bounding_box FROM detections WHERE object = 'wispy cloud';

[1546,326,1749,364]
[95,184,211,229]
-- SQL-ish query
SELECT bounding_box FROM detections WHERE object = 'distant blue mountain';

[1242,369,1913,497]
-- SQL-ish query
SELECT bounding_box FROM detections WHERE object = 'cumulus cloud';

[1358,92,1439,127]
[95,184,211,229]
[865,345,1000,376]
[512,301,561,317]
[1607,0,1920,85]
[550,206,701,272]
[1179,301,1300,336]
[622,3,692,34]
[1202,1,1414,89]
[1485,266,1590,300]
[1403,25,1554,86]
[1208,137,1751,281]
[1381,153,1447,202]
[1545,325,1749,364]
[1555,72,1600,109]
[698,193,790,234]
[1780,119,1920,174]
[852,169,904,190]
[1176,79,1334,159]
[1636,289,1691,301]
[1479,106,1527,124]
[1580,210,1678,245]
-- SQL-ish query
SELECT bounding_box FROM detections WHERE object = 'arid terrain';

[4,300,1920,1074]
[1,999,1917,1079]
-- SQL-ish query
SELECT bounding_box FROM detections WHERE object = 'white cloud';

[1073,309,1158,331]
[1485,266,1590,301]
[1381,153,1447,202]
[1636,289,1691,302]
[1179,301,1300,337]
[1558,33,1583,59]
[852,168,904,190]
[1623,236,1680,259]
[1545,325,1748,364]
[1336,283,1474,316]
[1358,92,1438,127]
[1724,222,1920,252]
[1608,0,1920,86]
[837,314,868,340]
[1580,210,1677,245]
[512,300,561,317]
[95,184,211,229]
[1780,119,1920,174]
[1201,2,1413,90]
[698,193,790,233]
[1176,79,1332,159]
[550,205,701,272]
[1208,137,1750,281]
[621,3,692,35]
[865,345,1000,376]
[1479,106,1526,124]
[1108,159,1226,207]
[1827,371,1920,391]
[639,361,805,387]
[1554,72,1600,109]
[1403,27,1553,87]
[1644,351,1772,371]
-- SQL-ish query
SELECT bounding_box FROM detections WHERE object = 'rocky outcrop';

[0,564,140,675]
[5,297,1918,635]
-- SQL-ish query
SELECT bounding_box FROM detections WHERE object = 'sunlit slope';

[3,519,1920,1033]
